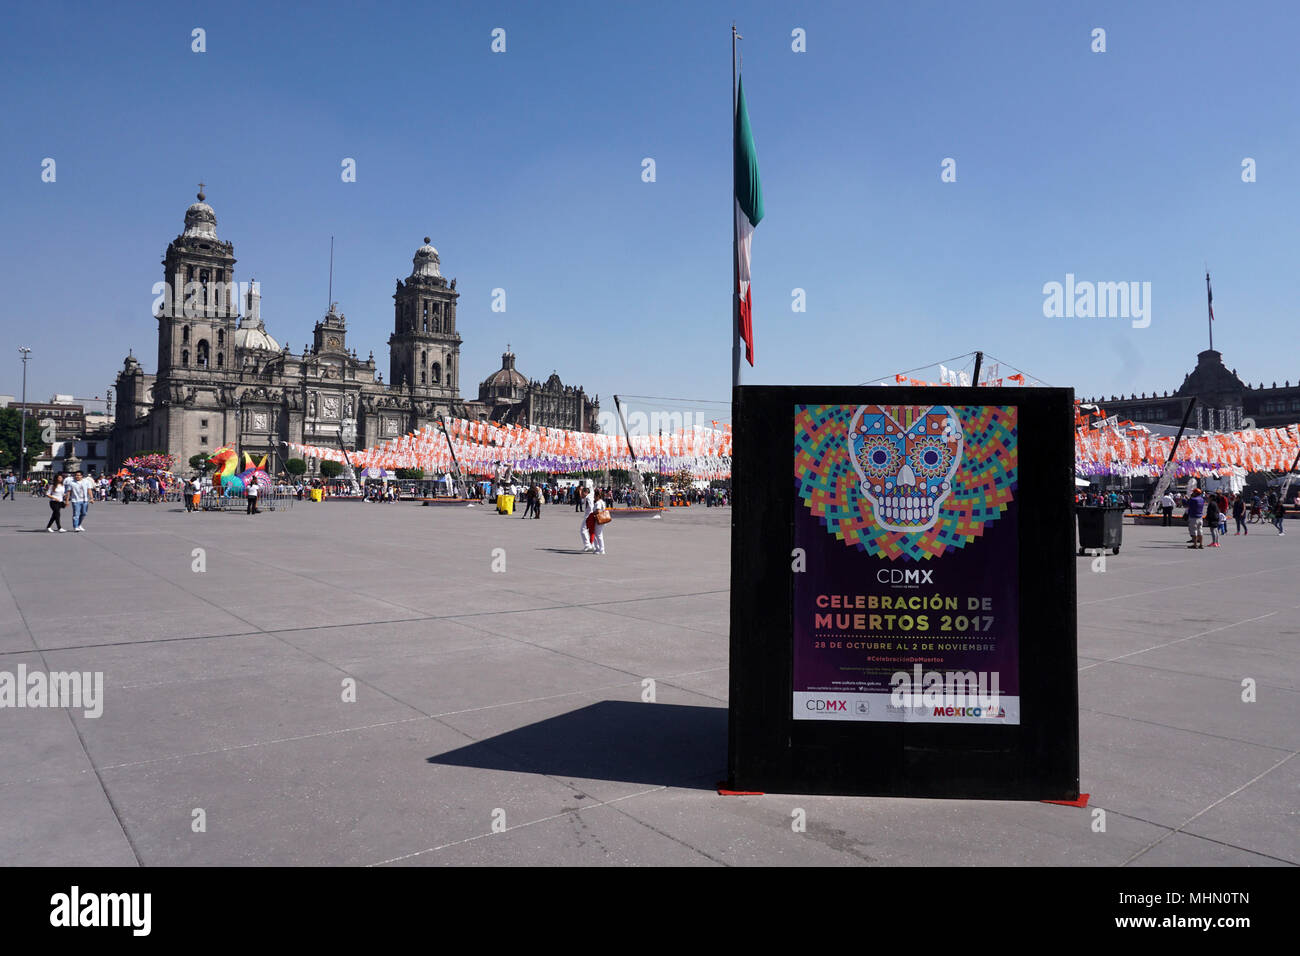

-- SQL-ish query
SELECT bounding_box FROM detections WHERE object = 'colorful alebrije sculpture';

[208,446,269,495]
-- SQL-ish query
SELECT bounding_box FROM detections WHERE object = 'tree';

[0,408,47,474]
[284,458,307,476]
[395,468,424,480]
[189,454,209,472]
[320,461,344,479]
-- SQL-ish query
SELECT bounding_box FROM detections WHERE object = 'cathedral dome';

[480,348,527,398]
[182,188,218,240]
[234,322,281,353]
[412,236,441,278]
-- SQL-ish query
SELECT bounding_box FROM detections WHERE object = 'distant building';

[8,396,86,442]
[30,438,108,475]
[110,190,598,474]
[1083,349,1300,433]
[467,348,597,430]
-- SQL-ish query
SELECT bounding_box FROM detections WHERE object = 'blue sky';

[2,0,1297,423]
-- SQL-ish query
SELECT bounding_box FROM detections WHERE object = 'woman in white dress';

[590,489,608,554]
[578,485,594,551]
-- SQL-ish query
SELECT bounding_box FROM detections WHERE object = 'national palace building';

[110,190,598,473]
[1079,348,1300,434]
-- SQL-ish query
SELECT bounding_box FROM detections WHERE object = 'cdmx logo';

[805,699,847,712]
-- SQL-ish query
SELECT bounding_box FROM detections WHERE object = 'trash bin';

[497,494,514,515]
[310,488,322,502]
[1076,506,1123,555]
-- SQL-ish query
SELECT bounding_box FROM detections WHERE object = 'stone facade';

[1082,349,1300,433]
[110,192,598,474]
[465,351,598,431]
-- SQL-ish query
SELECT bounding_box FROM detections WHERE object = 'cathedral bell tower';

[389,237,460,397]
[156,186,239,379]
[313,302,348,355]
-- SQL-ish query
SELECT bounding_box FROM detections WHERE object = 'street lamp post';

[18,347,31,483]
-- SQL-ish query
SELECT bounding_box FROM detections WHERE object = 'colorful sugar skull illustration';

[848,405,963,533]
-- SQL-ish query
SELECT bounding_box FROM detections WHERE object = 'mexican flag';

[734,75,764,366]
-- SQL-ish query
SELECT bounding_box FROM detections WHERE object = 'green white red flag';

[734,75,764,366]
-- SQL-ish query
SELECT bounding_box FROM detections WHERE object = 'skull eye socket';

[855,436,902,478]
[909,436,955,477]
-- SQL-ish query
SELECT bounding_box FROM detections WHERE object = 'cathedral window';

[217,353,224,369]
[196,340,210,368]
[182,325,190,343]
[182,349,190,366]
[432,363,441,384]
[217,329,225,347]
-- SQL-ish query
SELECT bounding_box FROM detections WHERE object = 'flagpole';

[731,23,741,393]
[1205,270,1214,351]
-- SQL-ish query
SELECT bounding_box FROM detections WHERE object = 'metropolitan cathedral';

[110,190,599,473]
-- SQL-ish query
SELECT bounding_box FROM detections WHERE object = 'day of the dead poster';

[792,403,1020,724]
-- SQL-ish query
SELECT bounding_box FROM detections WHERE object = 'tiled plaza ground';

[0,495,1294,866]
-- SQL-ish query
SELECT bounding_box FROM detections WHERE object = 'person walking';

[1204,494,1221,548]
[1185,488,1205,549]
[531,481,542,519]
[1232,493,1247,536]
[578,484,594,551]
[2,472,15,501]
[1159,490,1174,527]
[246,479,260,515]
[1273,496,1286,535]
[66,470,92,531]
[590,488,609,554]
[45,471,67,532]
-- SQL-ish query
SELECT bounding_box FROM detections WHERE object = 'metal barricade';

[198,486,294,513]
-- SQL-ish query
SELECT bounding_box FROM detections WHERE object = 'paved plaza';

[0,496,1294,866]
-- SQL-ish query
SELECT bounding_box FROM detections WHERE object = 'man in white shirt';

[66,470,91,531]
[246,479,260,515]
[1159,491,1175,527]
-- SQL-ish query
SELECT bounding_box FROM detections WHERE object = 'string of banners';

[1075,421,1300,477]
[287,417,734,478]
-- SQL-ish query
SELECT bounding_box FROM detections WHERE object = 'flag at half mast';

[734,74,764,366]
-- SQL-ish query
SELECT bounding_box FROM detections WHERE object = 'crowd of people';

[7,465,731,546]
[1174,488,1287,548]
[1074,489,1134,509]
[11,470,174,506]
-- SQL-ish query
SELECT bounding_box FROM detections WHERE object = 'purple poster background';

[792,404,1020,724]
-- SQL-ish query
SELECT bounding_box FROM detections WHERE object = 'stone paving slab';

[0,497,1294,866]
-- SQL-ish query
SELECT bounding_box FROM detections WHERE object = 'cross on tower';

[197,182,206,200]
